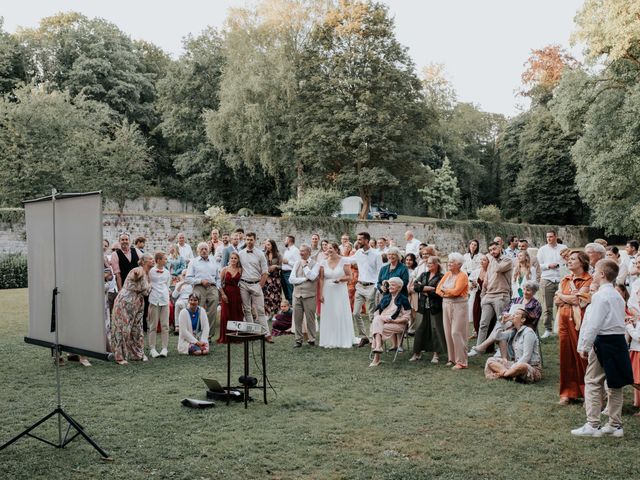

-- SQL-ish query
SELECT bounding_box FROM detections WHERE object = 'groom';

[289,244,320,347]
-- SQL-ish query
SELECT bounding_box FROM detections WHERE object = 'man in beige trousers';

[289,245,320,347]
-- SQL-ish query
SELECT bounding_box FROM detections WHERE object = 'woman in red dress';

[218,252,244,344]
[555,251,592,404]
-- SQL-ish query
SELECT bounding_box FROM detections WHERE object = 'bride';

[318,242,356,348]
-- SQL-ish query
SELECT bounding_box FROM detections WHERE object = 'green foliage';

[279,188,341,217]
[237,207,254,217]
[0,19,28,95]
[419,157,460,219]
[279,215,356,240]
[0,208,25,225]
[0,254,27,289]
[203,204,235,236]
[0,86,150,207]
[297,0,430,216]
[17,12,160,131]
[476,204,503,223]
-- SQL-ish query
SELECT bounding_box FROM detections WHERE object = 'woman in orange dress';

[554,251,592,405]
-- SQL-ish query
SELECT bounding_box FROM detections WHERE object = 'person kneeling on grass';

[484,307,542,383]
[369,277,411,367]
[177,294,210,356]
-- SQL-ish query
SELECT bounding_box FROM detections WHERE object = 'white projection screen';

[24,191,108,359]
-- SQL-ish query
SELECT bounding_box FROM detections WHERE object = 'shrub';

[476,205,503,223]
[237,207,254,217]
[203,204,235,235]
[0,254,28,289]
[279,188,342,217]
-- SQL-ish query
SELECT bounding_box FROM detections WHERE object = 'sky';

[2,0,586,117]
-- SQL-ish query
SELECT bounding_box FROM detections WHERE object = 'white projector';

[226,321,264,335]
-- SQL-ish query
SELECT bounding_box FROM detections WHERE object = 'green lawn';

[0,288,636,479]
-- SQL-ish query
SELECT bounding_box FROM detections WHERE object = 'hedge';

[0,254,28,289]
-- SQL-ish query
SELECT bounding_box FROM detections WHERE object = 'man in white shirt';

[572,259,632,437]
[537,230,565,338]
[289,244,320,347]
[186,243,221,335]
[625,239,638,287]
[353,231,383,346]
[148,252,172,358]
[377,236,389,254]
[238,232,271,341]
[281,235,301,304]
[177,232,194,264]
[404,230,422,256]
[504,236,519,259]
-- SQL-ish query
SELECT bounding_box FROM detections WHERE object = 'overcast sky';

[2,0,586,117]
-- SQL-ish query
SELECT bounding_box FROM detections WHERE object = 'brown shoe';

[358,337,370,348]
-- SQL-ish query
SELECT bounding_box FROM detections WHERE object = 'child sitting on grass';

[271,300,293,337]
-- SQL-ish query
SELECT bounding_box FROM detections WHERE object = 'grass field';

[0,288,637,479]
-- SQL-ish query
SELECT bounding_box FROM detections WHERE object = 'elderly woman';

[377,247,410,297]
[410,256,445,363]
[484,307,542,383]
[110,253,154,365]
[436,253,470,369]
[470,280,542,356]
[177,293,210,355]
[369,277,412,367]
[555,251,592,405]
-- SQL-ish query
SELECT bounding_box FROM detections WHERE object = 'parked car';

[370,205,398,220]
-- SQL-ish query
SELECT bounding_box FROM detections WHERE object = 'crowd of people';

[100,227,640,437]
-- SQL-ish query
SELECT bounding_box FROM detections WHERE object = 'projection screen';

[24,191,108,359]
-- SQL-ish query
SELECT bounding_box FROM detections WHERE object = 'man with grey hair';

[404,230,422,256]
[585,242,607,275]
[476,241,513,347]
[186,242,221,335]
[289,244,320,347]
[177,231,194,264]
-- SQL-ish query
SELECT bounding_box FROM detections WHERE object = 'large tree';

[17,12,160,131]
[0,85,150,207]
[297,0,429,218]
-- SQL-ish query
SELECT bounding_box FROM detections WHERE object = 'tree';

[419,157,460,218]
[17,12,160,131]
[0,19,27,95]
[520,45,579,104]
[0,85,150,207]
[297,0,429,218]
[573,0,640,65]
[497,112,529,219]
[205,0,329,198]
[513,107,584,224]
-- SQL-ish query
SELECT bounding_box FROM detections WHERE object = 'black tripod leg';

[0,409,59,451]
[59,410,111,459]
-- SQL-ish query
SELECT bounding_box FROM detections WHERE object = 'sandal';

[558,397,570,406]
[372,348,383,354]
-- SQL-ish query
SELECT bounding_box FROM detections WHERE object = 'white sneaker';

[431,355,439,364]
[159,348,168,358]
[600,424,623,437]
[397,346,404,353]
[150,349,160,358]
[540,330,552,339]
[571,423,603,437]
[468,347,479,357]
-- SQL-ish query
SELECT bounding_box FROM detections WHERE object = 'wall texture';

[1,207,601,256]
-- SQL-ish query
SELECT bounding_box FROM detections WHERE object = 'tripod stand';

[0,190,111,460]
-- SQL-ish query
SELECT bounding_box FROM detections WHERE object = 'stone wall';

[1,209,602,256]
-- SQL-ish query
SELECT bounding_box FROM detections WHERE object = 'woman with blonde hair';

[436,253,470,369]
[512,250,536,299]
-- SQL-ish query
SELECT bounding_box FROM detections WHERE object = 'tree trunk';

[359,192,370,220]
[296,159,304,200]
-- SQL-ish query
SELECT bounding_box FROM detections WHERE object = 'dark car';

[370,205,398,220]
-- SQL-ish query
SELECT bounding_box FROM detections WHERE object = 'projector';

[227,321,264,335]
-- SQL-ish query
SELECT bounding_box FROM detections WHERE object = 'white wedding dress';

[319,257,356,348]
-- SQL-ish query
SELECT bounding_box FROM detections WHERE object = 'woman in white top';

[318,242,357,348]
[148,251,172,358]
[511,251,537,299]
[177,294,210,355]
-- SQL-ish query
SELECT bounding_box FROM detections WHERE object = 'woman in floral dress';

[110,253,153,365]
[262,239,283,318]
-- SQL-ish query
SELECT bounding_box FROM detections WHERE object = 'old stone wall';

[1,209,601,256]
